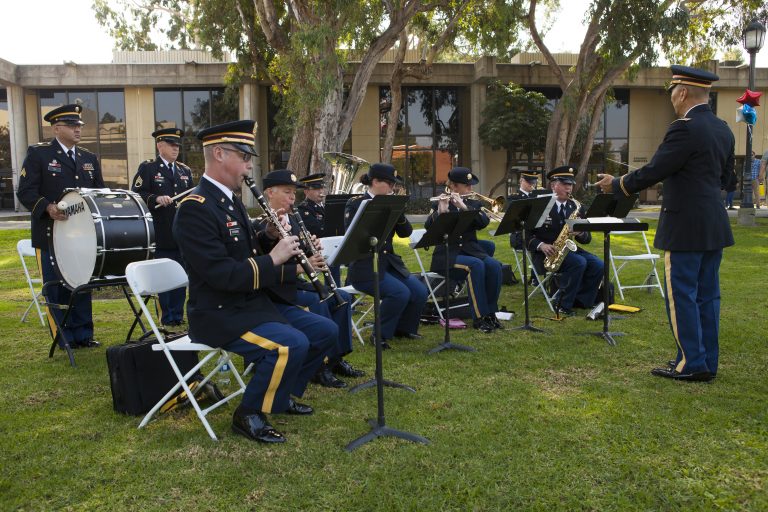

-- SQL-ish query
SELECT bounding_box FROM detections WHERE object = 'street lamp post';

[740,19,766,224]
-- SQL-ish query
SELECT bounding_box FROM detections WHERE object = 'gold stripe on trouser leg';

[664,251,687,372]
[241,331,289,413]
[453,263,481,318]
[35,248,59,341]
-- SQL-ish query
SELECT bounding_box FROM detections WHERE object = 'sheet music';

[327,198,370,267]
[579,216,623,224]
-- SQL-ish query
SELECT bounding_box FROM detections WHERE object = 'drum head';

[52,190,97,288]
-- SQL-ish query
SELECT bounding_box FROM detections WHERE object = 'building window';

[38,89,128,187]
[587,89,630,180]
[154,87,239,181]
[379,86,460,199]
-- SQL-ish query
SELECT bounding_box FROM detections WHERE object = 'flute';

[243,176,330,302]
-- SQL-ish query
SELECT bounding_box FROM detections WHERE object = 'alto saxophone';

[543,196,581,273]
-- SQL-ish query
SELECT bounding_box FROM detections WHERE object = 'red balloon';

[736,89,762,107]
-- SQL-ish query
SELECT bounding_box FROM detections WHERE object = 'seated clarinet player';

[259,169,363,389]
[173,121,335,444]
[527,166,604,317]
[425,167,504,333]
[344,163,428,348]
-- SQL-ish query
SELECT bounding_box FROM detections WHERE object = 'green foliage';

[478,80,550,157]
[1,219,767,510]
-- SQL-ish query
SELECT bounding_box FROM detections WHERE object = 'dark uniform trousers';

[528,201,604,311]
[173,178,334,414]
[612,103,735,376]
[17,141,104,346]
[345,193,428,341]
[297,288,354,361]
[132,157,194,325]
[425,199,502,320]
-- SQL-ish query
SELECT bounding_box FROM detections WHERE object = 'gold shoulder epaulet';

[180,194,205,205]
[145,158,154,163]
[78,146,95,154]
[33,141,50,147]
[176,161,191,170]
[672,118,691,123]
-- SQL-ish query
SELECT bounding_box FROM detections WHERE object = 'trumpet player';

[258,170,362,388]
[426,167,503,333]
[528,167,603,317]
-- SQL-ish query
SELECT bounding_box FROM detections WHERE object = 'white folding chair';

[126,259,247,440]
[408,228,469,320]
[320,235,371,344]
[609,231,664,300]
[524,249,557,313]
[17,239,46,326]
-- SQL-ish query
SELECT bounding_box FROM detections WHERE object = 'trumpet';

[430,191,505,221]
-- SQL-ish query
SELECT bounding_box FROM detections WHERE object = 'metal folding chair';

[17,239,46,326]
[125,259,246,440]
[609,230,664,299]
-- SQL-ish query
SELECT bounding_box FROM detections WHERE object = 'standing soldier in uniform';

[17,104,104,349]
[597,66,735,383]
[132,128,194,326]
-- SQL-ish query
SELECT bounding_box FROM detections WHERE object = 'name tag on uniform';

[48,160,62,174]
[153,173,165,183]
[229,228,241,238]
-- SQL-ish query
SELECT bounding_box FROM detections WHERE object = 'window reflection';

[37,89,128,187]
[380,86,461,199]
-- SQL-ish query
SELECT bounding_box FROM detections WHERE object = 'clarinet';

[243,176,330,302]
[290,206,348,310]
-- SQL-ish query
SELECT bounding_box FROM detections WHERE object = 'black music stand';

[43,276,148,367]
[415,210,479,354]
[324,194,356,236]
[494,194,556,332]
[568,193,645,346]
[328,195,429,451]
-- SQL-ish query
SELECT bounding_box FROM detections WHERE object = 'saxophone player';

[528,167,603,317]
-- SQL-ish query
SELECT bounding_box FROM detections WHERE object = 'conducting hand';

[270,235,301,265]
[595,174,614,194]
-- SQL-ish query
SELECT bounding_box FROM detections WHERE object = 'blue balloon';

[743,104,757,125]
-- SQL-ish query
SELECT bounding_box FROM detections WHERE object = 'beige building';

[1,50,766,210]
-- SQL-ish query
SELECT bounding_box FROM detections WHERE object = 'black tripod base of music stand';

[345,418,430,452]
[513,323,548,333]
[582,331,624,346]
[427,341,477,354]
[349,378,416,394]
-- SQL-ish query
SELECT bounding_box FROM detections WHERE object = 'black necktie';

[559,204,566,221]
[169,162,175,175]
[67,149,75,165]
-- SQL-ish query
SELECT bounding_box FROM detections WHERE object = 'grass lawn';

[0,218,766,511]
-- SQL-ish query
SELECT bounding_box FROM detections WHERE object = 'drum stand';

[45,277,149,367]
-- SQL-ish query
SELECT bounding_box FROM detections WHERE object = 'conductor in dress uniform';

[344,164,428,347]
[425,167,504,333]
[528,167,604,317]
[596,65,735,383]
[173,121,335,443]
[131,128,194,326]
[16,104,104,349]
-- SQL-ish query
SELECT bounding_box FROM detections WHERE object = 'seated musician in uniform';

[507,170,542,250]
[297,172,342,287]
[344,163,428,347]
[426,167,504,333]
[527,166,604,317]
[260,169,363,388]
[173,121,336,444]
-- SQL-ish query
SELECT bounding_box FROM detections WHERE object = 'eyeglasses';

[219,146,252,162]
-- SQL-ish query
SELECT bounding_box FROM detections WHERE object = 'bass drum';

[50,188,155,288]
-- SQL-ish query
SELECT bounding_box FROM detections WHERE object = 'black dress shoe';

[472,318,494,333]
[489,315,504,330]
[369,334,391,349]
[555,307,575,318]
[231,408,285,443]
[312,367,347,388]
[333,359,365,378]
[651,367,715,382]
[284,398,314,415]
[667,360,677,369]
[395,332,423,340]
[76,338,101,348]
